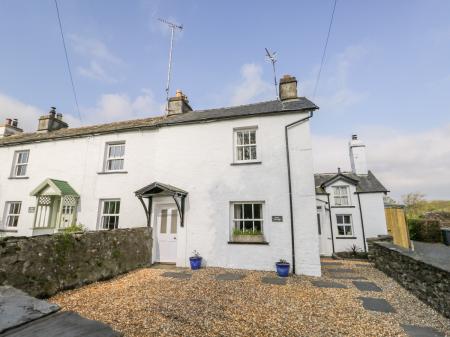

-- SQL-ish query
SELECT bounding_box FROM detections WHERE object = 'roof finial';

[338,167,341,174]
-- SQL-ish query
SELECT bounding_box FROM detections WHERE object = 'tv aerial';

[158,18,183,112]
[265,48,278,99]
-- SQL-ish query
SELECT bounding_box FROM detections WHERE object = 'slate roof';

[0,98,317,147]
[135,181,188,197]
[314,171,388,194]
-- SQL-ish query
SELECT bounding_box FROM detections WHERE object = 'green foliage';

[232,228,263,236]
[54,232,76,265]
[402,193,450,219]
[407,218,442,243]
[112,248,121,259]
[60,223,85,233]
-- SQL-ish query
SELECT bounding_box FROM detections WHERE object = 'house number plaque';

[272,216,283,222]
[28,207,35,213]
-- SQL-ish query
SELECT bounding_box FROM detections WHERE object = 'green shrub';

[232,228,263,236]
[407,218,442,243]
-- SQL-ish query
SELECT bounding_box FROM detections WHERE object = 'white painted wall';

[315,180,388,255]
[0,111,320,276]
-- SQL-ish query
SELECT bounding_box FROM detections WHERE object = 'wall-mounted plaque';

[28,207,35,213]
[272,216,283,222]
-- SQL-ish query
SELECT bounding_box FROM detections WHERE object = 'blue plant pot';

[276,262,290,277]
[189,256,202,270]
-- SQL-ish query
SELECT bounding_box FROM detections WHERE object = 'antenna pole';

[158,18,183,114]
[265,48,278,99]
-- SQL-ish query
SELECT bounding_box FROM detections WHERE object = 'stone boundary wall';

[0,227,152,298]
[368,239,449,318]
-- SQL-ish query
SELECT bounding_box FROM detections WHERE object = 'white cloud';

[69,34,123,83]
[0,93,43,132]
[229,63,273,105]
[84,89,164,124]
[313,124,450,200]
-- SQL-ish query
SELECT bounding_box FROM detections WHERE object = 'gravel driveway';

[50,260,450,337]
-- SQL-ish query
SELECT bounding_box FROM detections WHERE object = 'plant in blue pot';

[275,259,290,277]
[189,250,202,270]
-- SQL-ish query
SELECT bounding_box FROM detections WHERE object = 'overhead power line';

[313,0,338,98]
[54,0,83,123]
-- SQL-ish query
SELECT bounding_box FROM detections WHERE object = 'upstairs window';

[4,201,21,228]
[336,214,353,236]
[333,186,350,206]
[232,202,263,234]
[11,150,29,177]
[234,128,257,162]
[100,199,120,230]
[104,142,125,172]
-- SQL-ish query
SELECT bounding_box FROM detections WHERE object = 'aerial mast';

[158,18,183,113]
[265,48,278,99]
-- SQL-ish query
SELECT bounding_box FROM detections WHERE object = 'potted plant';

[275,259,290,277]
[232,228,265,243]
[189,250,202,270]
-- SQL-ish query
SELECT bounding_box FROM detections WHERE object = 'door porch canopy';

[135,182,187,228]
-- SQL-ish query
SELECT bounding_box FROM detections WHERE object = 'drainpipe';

[326,193,336,254]
[356,193,367,252]
[285,110,313,275]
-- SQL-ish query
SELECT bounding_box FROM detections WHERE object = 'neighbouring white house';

[315,135,389,256]
[0,75,323,276]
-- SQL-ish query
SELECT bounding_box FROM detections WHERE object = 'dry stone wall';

[368,239,449,318]
[0,228,151,298]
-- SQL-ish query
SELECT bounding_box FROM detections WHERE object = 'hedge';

[407,218,442,243]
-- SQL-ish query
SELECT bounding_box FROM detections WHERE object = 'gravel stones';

[49,260,450,337]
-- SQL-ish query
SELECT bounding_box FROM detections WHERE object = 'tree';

[402,192,426,218]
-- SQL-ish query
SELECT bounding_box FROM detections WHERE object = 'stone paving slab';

[161,272,192,279]
[215,273,245,281]
[326,268,354,273]
[328,273,366,280]
[320,262,342,266]
[261,276,287,285]
[1,311,122,337]
[0,286,60,333]
[401,324,445,337]
[359,297,396,313]
[353,281,382,292]
[311,280,347,289]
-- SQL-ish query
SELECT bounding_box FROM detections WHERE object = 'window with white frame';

[336,214,353,236]
[11,150,29,177]
[104,142,125,171]
[4,202,21,228]
[333,186,350,206]
[232,202,263,234]
[99,199,120,229]
[234,128,257,162]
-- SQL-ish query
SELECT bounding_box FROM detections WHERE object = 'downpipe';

[285,110,313,275]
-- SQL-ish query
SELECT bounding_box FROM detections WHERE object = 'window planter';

[232,234,265,243]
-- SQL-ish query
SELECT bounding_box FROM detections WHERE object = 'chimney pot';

[5,118,12,125]
[12,119,18,127]
[37,106,68,132]
[352,134,358,140]
[279,74,298,100]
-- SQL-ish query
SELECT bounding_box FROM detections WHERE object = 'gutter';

[326,193,336,254]
[285,110,314,275]
[356,192,367,252]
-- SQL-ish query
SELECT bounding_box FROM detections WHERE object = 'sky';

[0,0,449,200]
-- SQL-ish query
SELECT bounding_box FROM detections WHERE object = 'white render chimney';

[349,134,368,175]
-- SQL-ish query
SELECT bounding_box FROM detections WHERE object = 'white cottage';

[315,135,389,256]
[0,75,322,276]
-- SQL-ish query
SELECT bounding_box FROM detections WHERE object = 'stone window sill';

[331,206,356,208]
[336,236,357,239]
[228,241,269,245]
[230,161,262,166]
[97,171,128,175]
[8,176,29,180]
[0,229,18,232]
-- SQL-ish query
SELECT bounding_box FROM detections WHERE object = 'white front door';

[155,205,178,263]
